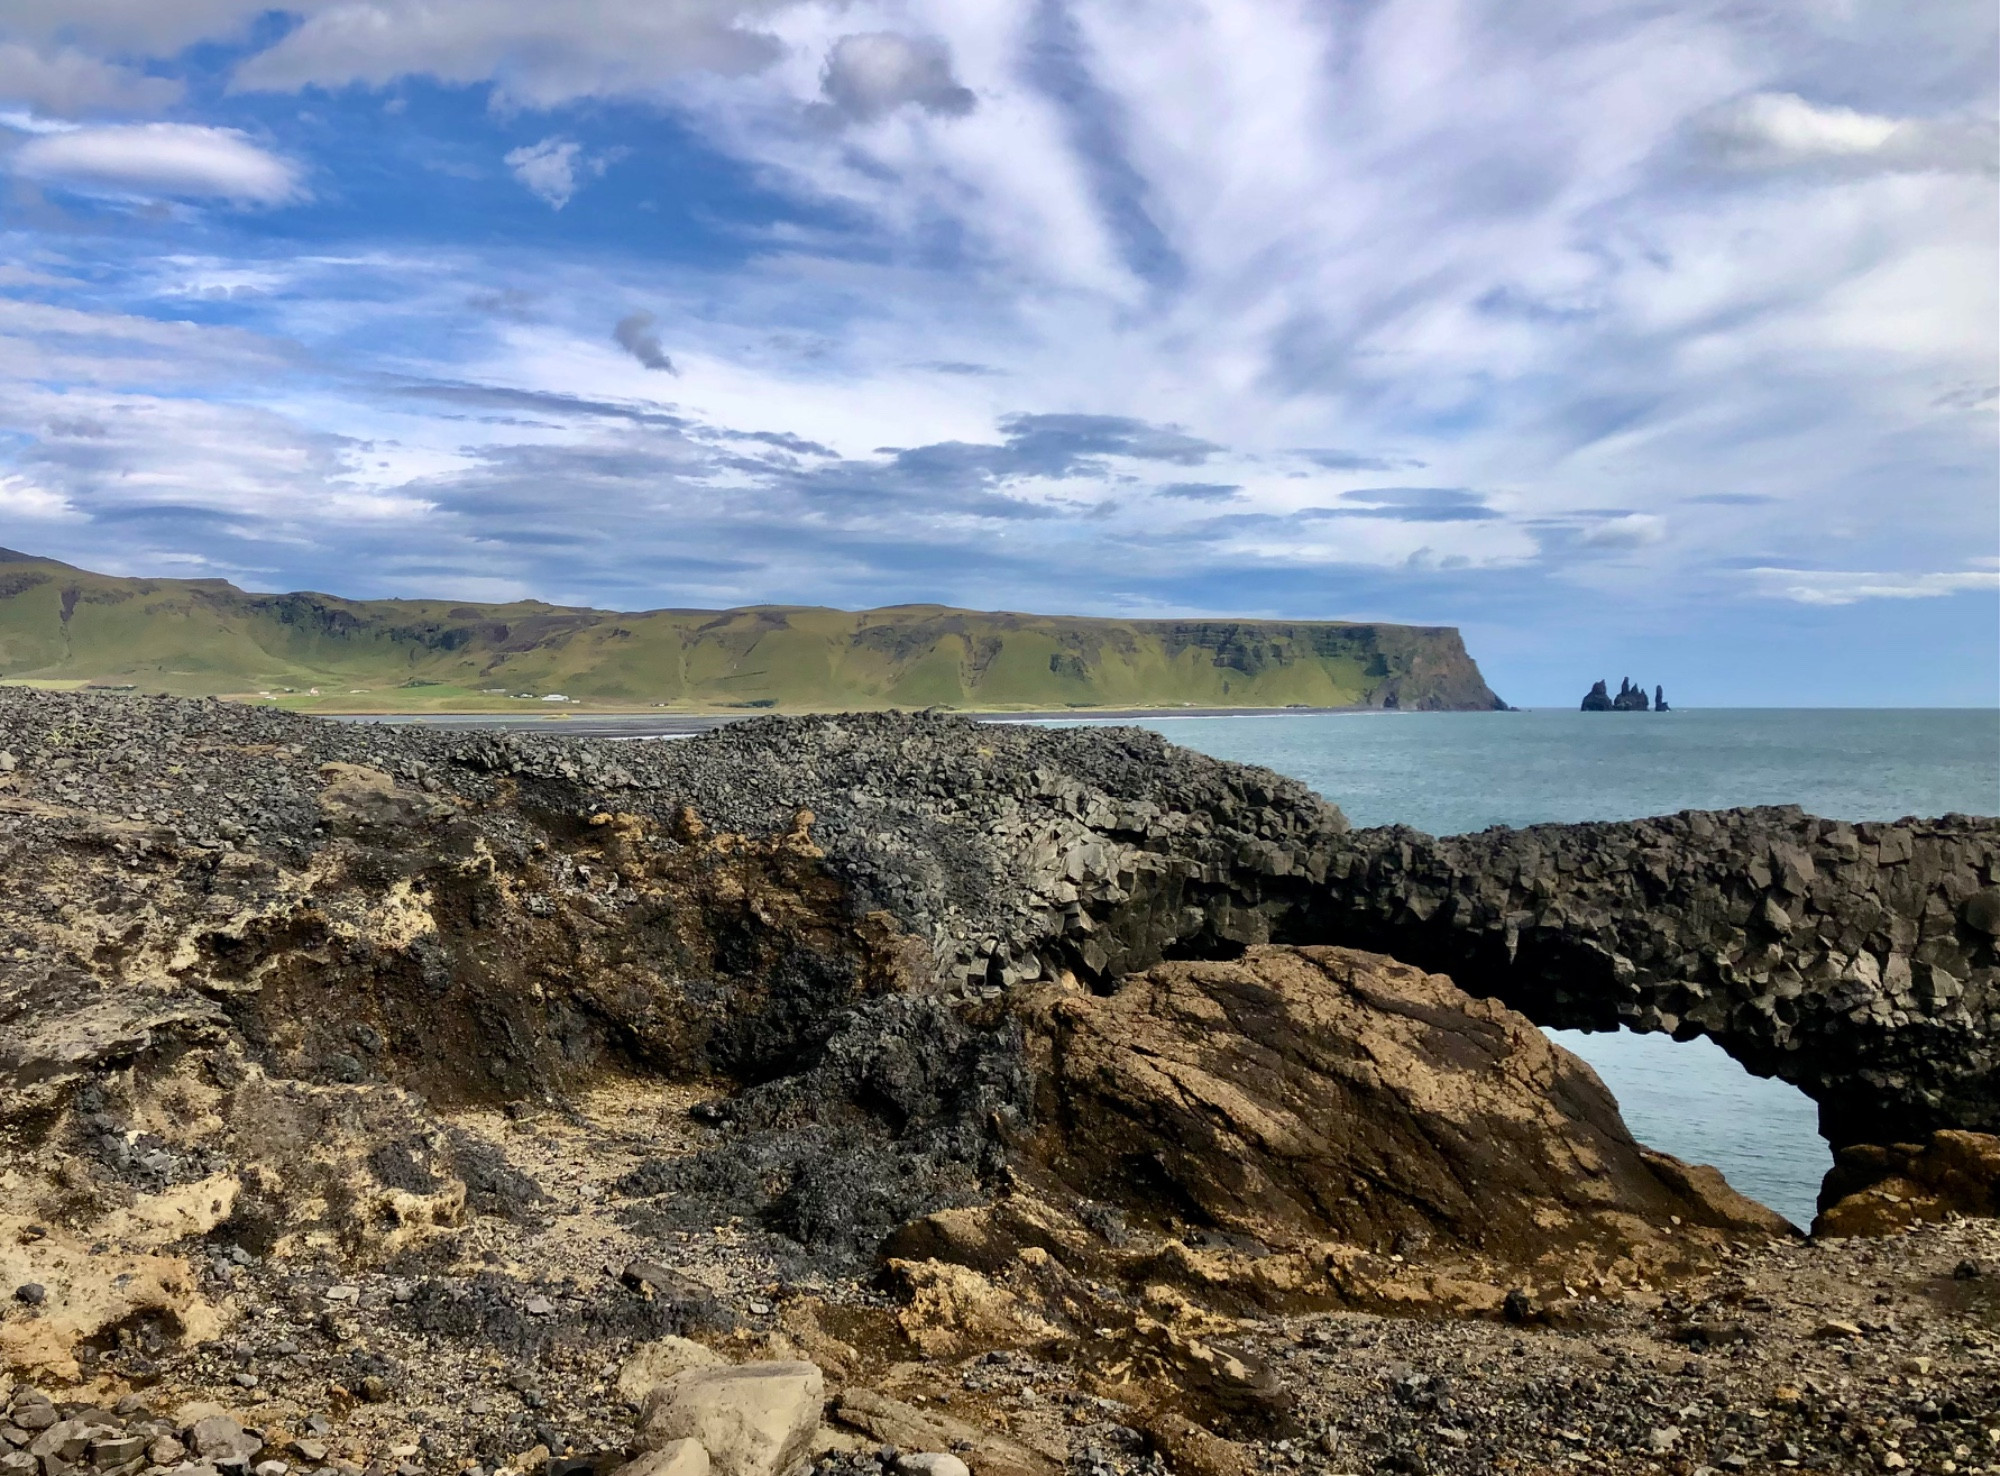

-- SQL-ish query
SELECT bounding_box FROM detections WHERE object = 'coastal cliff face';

[1,690,1995,1476]
[0,549,1506,712]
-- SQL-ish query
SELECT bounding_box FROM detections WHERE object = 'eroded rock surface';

[1313,812,2000,1147]
[4,689,1993,1150]
[1,688,1997,1476]
[1015,946,1790,1262]
[1814,1130,2000,1238]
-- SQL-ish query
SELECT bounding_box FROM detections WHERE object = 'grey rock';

[26,1424,90,1464]
[188,1419,260,1464]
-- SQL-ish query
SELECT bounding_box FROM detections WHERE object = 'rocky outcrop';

[1,687,1997,1476]
[1812,1131,2000,1237]
[2,689,1994,1153]
[1309,812,2000,1147]
[1581,679,1661,712]
[1012,946,1790,1263]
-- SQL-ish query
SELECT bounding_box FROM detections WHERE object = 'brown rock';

[1134,1412,1256,1476]
[1812,1130,2000,1237]
[1015,945,1793,1268]
[616,1337,727,1407]
[831,1391,1055,1476]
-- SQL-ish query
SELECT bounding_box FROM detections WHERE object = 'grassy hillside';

[0,548,1506,713]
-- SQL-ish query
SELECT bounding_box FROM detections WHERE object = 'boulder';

[1135,1411,1256,1476]
[617,1336,727,1406]
[188,1416,262,1464]
[1812,1131,2000,1238]
[1013,945,1793,1267]
[616,1440,711,1476]
[636,1362,824,1476]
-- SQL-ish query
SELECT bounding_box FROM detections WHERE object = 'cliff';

[0,548,1506,712]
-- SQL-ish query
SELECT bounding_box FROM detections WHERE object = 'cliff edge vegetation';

[0,548,1505,713]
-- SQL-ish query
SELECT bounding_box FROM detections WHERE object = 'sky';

[0,0,1995,707]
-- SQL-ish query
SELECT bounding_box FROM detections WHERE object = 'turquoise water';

[1047,708,2000,1228]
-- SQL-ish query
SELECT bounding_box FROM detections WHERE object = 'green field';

[0,548,1506,713]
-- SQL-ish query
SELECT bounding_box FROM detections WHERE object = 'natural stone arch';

[1290,809,2000,1149]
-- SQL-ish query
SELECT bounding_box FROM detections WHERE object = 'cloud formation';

[1698,92,1997,177]
[1318,488,1501,524]
[819,33,975,122]
[0,0,1991,700]
[1155,482,1241,502]
[612,311,675,371]
[227,0,791,108]
[10,122,301,203]
[1751,567,2000,606]
[0,43,182,116]
[504,137,602,208]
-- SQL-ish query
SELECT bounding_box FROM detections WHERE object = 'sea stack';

[1581,677,1667,711]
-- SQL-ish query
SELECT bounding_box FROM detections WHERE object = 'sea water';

[1048,707,2000,1227]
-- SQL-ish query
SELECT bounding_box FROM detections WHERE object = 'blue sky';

[0,0,1994,706]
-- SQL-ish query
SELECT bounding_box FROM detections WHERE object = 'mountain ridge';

[0,547,1507,713]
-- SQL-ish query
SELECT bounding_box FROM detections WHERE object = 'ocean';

[1041,707,2000,1228]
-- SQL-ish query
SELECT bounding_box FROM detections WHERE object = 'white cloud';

[0,43,181,116]
[0,471,80,521]
[1581,514,1667,548]
[11,122,302,203]
[1750,567,2000,605]
[227,0,795,108]
[0,0,1991,657]
[503,137,604,208]
[505,137,577,207]
[1699,92,1997,175]
[819,33,974,122]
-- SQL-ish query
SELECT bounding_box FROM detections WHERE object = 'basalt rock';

[3,689,1996,1147]
[1308,811,2000,1147]
[1581,679,1665,712]
[0,686,1994,1300]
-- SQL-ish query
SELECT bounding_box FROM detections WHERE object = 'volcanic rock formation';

[1581,679,1664,712]
[1,688,1997,1476]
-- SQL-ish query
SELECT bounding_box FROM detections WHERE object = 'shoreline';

[325,703,1411,736]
